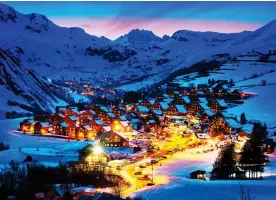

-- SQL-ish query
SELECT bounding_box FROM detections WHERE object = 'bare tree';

[234,184,256,200]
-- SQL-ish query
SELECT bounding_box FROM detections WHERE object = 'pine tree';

[240,113,247,124]
[212,143,236,179]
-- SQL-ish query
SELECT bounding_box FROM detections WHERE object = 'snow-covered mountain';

[115,29,164,44]
[1,2,276,114]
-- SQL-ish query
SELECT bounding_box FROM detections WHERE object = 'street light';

[94,145,103,155]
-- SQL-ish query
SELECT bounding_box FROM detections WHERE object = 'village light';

[94,145,103,155]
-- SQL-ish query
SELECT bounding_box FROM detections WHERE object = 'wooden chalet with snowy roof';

[64,115,77,125]
[49,113,64,125]
[19,119,34,132]
[31,121,49,134]
[99,112,115,125]
[232,89,244,99]
[136,105,150,117]
[63,107,79,117]
[89,104,101,113]
[208,99,228,112]
[111,119,132,132]
[80,115,93,125]
[208,117,241,137]
[165,104,187,116]
[81,109,97,118]
[52,122,67,136]
[139,99,156,109]
[99,131,129,147]
[159,102,170,112]
[238,123,254,140]
[112,104,126,116]
[77,125,94,139]
[65,123,77,138]
[89,119,105,136]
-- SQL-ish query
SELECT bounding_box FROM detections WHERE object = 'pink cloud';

[50,17,263,40]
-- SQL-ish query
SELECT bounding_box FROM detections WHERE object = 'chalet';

[99,112,115,125]
[64,115,77,125]
[81,110,97,118]
[136,105,150,117]
[99,106,112,115]
[152,109,164,121]
[139,99,155,108]
[78,144,110,164]
[40,122,50,134]
[89,119,105,137]
[63,107,79,117]
[49,113,64,125]
[110,120,132,132]
[159,102,169,112]
[208,99,228,112]
[200,109,215,122]
[209,117,241,137]
[89,104,101,113]
[165,104,187,116]
[31,121,42,134]
[238,123,254,140]
[99,131,129,147]
[55,106,67,114]
[190,170,206,180]
[77,125,94,139]
[80,116,93,125]
[52,122,67,136]
[65,123,77,138]
[112,105,121,116]
[232,89,244,98]
[19,119,34,132]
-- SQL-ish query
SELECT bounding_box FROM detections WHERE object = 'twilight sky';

[4,1,276,40]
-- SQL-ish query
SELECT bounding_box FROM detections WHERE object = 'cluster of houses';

[19,79,254,148]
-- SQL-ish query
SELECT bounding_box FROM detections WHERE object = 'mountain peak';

[115,28,162,44]
[0,3,17,23]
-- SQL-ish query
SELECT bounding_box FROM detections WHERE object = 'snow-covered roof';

[119,115,127,121]
[100,106,111,113]
[69,107,78,113]
[217,99,228,107]
[196,133,210,139]
[175,105,187,114]
[41,122,49,127]
[159,102,169,110]
[148,99,155,105]
[137,105,149,113]
[69,115,77,121]
[86,116,93,121]
[152,109,163,115]
[107,112,115,118]
[120,121,129,127]
[58,113,65,118]
[225,118,241,129]
[199,98,208,104]
[163,97,173,103]
[149,119,156,124]
[241,123,254,134]
[182,96,190,103]
[83,125,91,131]
[103,126,111,131]
[199,103,210,110]
[204,109,214,117]
[90,110,97,115]
[60,122,67,128]
[95,119,103,125]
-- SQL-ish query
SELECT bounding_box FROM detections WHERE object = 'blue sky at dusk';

[4,1,276,39]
